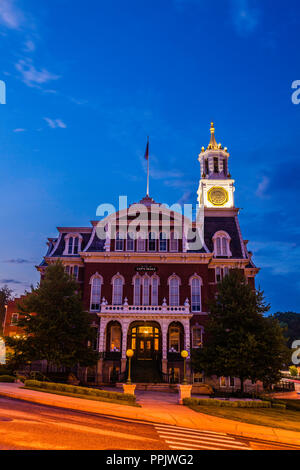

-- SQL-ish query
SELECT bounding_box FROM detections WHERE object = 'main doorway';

[128,322,161,360]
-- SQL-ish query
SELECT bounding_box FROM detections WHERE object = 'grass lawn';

[23,386,140,407]
[187,404,300,432]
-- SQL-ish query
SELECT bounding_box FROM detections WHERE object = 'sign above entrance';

[135,265,158,273]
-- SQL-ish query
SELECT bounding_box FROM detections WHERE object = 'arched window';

[142,275,150,305]
[159,232,167,252]
[148,232,157,252]
[151,275,159,306]
[137,232,146,252]
[109,324,121,352]
[170,231,178,252]
[213,231,231,257]
[64,233,82,255]
[115,232,124,251]
[126,232,134,251]
[189,275,202,312]
[169,325,181,352]
[112,275,124,305]
[90,274,102,311]
[168,275,180,306]
[133,275,141,305]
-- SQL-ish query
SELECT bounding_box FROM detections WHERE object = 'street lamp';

[126,349,134,384]
[181,350,189,385]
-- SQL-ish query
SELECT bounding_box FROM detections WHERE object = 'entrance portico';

[97,305,192,382]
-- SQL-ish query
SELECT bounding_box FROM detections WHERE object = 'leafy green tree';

[289,365,298,377]
[272,312,300,348]
[192,270,289,391]
[5,262,99,373]
[0,286,14,336]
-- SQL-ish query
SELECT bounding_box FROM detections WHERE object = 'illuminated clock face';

[208,187,229,206]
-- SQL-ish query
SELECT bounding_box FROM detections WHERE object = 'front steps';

[116,382,178,393]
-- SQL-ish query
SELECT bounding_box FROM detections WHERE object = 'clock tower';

[197,123,235,210]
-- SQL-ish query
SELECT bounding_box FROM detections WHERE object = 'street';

[0,397,298,451]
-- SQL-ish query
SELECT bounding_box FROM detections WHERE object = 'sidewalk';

[1,383,300,446]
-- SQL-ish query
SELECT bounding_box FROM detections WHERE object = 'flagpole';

[146,136,149,196]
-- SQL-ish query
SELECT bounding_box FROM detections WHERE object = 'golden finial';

[208,121,218,150]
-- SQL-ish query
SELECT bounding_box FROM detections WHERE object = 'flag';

[144,138,149,160]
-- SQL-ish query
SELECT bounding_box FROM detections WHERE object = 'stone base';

[122,383,136,395]
[177,384,192,404]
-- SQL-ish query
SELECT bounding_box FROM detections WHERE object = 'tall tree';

[192,270,289,391]
[5,262,99,372]
[0,286,14,336]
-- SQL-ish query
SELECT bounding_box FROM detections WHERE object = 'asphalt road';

[0,397,298,451]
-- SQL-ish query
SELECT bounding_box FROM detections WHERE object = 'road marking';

[154,424,251,450]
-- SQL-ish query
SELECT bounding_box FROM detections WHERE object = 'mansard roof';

[204,216,244,258]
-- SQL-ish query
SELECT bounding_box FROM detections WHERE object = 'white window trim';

[126,232,135,252]
[142,274,151,306]
[168,274,181,306]
[63,233,83,255]
[189,274,202,313]
[170,231,179,252]
[111,273,125,305]
[159,232,168,252]
[151,274,160,306]
[115,232,124,252]
[89,272,103,312]
[212,231,232,258]
[137,233,146,252]
[132,274,141,305]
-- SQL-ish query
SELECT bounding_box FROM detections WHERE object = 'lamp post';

[126,349,134,385]
[181,350,189,385]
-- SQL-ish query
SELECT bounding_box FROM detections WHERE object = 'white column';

[183,319,191,355]
[121,320,130,359]
[98,318,108,353]
[161,320,168,360]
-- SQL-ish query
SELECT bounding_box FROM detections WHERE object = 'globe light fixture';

[181,350,189,384]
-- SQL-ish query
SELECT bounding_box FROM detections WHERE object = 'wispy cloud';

[13,128,26,133]
[24,39,35,52]
[0,278,23,285]
[44,118,67,129]
[250,241,300,276]
[230,0,260,36]
[15,58,60,88]
[177,191,192,206]
[255,175,270,199]
[0,0,24,30]
[3,258,32,264]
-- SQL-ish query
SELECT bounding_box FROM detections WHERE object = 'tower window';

[205,159,209,174]
[223,158,227,175]
[214,157,219,173]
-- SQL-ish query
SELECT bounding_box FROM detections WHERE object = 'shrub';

[183,397,271,408]
[0,375,15,383]
[24,380,136,403]
[271,403,286,410]
[289,366,298,377]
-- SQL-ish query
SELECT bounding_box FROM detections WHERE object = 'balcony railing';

[99,304,190,314]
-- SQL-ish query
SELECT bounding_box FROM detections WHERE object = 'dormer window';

[64,234,82,255]
[213,231,232,257]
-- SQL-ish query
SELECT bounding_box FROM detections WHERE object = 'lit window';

[192,327,203,348]
[159,232,167,252]
[190,277,201,312]
[148,232,156,252]
[110,325,121,352]
[90,276,102,311]
[133,276,141,305]
[11,313,19,325]
[169,326,180,352]
[193,372,204,383]
[126,232,134,251]
[115,232,124,251]
[169,276,180,306]
[170,231,178,252]
[220,376,227,387]
[151,276,159,306]
[112,276,123,305]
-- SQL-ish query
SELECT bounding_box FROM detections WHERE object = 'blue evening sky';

[0,0,299,312]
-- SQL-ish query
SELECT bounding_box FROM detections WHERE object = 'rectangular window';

[134,277,141,305]
[73,237,79,254]
[216,267,222,283]
[159,233,167,252]
[11,313,19,325]
[193,372,203,383]
[126,233,134,251]
[169,279,179,306]
[170,232,178,252]
[220,376,227,387]
[169,327,180,352]
[192,328,202,348]
[73,265,79,279]
[115,233,124,251]
[110,326,121,351]
[148,232,156,252]
[229,377,235,387]
[137,234,146,252]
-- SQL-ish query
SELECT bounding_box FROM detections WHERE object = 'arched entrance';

[128,321,161,360]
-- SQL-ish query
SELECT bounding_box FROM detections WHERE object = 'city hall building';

[3,124,259,388]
